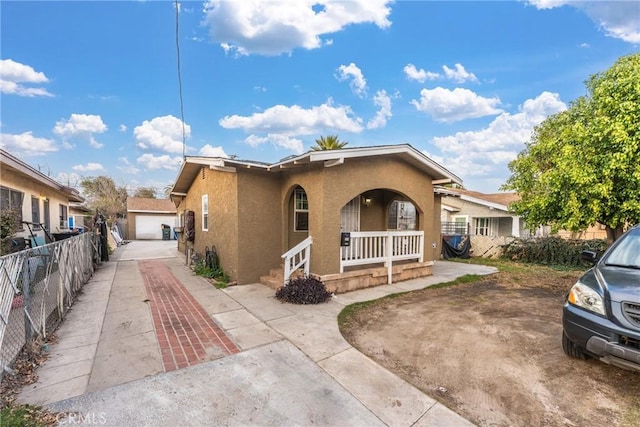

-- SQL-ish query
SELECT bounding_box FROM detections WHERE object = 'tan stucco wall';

[236,170,282,284]
[1,167,72,240]
[176,167,284,284]
[177,167,240,281]
[280,156,437,276]
[177,155,441,284]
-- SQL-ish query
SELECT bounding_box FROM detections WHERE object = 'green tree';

[311,134,348,151]
[80,176,128,226]
[0,207,22,254]
[503,52,640,243]
[133,187,156,198]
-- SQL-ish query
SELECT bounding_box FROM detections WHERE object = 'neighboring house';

[439,188,530,238]
[126,197,177,240]
[0,149,84,245]
[439,188,607,257]
[69,202,90,231]
[170,144,462,292]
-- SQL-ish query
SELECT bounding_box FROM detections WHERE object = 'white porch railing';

[340,230,424,284]
[281,236,313,286]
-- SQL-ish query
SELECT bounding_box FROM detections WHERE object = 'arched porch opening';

[339,189,426,282]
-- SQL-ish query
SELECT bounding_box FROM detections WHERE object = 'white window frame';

[475,217,490,236]
[31,196,41,229]
[59,204,69,230]
[202,195,208,231]
[294,187,308,232]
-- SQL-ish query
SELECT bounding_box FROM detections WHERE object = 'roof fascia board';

[1,149,82,200]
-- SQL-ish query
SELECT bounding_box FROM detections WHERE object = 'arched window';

[294,187,308,231]
[387,200,417,230]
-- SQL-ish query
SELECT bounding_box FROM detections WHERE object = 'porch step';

[259,267,304,290]
[260,266,284,290]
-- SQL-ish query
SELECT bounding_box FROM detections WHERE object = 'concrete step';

[260,274,283,290]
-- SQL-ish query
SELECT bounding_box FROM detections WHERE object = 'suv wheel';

[562,331,587,359]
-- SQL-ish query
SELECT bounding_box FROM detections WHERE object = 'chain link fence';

[0,232,98,381]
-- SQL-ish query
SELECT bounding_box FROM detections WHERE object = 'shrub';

[0,207,21,255]
[501,237,609,267]
[276,276,332,304]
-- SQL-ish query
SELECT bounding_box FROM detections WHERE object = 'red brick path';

[139,260,239,372]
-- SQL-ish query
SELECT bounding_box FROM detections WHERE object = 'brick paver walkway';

[139,260,239,372]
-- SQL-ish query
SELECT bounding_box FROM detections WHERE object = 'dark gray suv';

[562,224,640,372]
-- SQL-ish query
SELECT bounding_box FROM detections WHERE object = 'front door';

[340,196,360,232]
[340,196,361,260]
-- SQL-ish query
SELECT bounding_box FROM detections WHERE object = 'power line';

[175,0,187,159]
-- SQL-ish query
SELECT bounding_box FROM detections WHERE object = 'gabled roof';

[439,187,518,212]
[126,197,177,214]
[171,144,462,196]
[0,149,84,202]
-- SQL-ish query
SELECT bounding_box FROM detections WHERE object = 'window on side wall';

[202,195,208,231]
[59,204,68,230]
[475,217,490,236]
[0,186,25,224]
[294,187,308,232]
[31,196,41,229]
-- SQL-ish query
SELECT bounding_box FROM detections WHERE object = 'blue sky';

[1,1,638,195]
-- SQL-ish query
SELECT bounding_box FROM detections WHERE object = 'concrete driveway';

[18,240,496,426]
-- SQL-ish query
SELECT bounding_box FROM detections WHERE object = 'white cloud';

[53,114,107,149]
[0,59,53,97]
[336,63,367,97]
[410,87,503,123]
[54,114,107,136]
[136,153,183,170]
[442,63,478,83]
[367,90,392,130]
[244,134,304,153]
[429,91,567,181]
[405,63,478,84]
[133,115,191,154]
[117,157,140,174]
[72,162,105,172]
[403,64,439,83]
[202,0,392,56]
[119,124,127,132]
[527,1,640,43]
[0,132,58,156]
[198,144,229,157]
[219,99,363,147]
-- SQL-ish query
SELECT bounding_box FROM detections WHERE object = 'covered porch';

[276,187,434,293]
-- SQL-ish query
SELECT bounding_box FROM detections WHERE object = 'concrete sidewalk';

[18,240,497,426]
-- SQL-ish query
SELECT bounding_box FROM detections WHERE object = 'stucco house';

[0,148,84,247]
[440,188,607,240]
[126,197,177,240]
[440,188,526,238]
[170,144,462,293]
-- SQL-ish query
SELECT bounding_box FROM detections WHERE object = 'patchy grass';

[0,404,56,427]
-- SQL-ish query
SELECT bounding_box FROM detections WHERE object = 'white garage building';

[126,197,177,240]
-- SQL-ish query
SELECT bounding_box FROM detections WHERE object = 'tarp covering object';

[442,235,471,259]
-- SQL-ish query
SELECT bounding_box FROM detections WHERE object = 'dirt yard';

[340,262,640,427]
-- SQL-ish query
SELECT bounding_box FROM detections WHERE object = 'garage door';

[135,215,175,240]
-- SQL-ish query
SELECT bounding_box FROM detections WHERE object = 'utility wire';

[175,0,187,159]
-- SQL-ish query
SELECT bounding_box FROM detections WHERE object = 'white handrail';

[340,230,424,284]
[281,236,313,286]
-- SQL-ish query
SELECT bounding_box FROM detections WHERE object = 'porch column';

[511,216,520,237]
